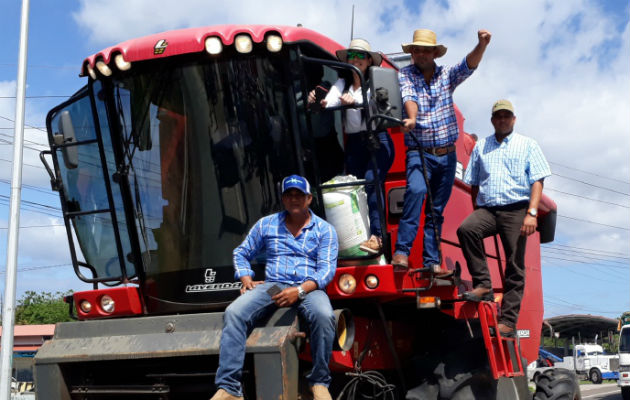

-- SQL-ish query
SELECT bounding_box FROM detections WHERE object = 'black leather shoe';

[459,288,494,302]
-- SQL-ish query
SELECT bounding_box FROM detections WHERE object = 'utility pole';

[0,0,30,398]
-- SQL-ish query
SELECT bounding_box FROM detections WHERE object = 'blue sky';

[0,0,628,321]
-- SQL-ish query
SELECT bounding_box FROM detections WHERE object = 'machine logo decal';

[185,268,242,293]
[154,39,168,55]
[517,329,530,338]
[185,282,242,293]
[204,268,217,283]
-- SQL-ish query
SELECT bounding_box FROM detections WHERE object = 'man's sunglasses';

[347,51,368,60]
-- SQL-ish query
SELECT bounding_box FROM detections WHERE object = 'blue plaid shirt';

[399,57,475,147]
[464,132,551,207]
[233,210,338,289]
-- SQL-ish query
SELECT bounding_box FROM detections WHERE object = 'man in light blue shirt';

[212,175,338,400]
[457,100,551,337]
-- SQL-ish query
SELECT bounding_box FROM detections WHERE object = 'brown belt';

[413,145,456,156]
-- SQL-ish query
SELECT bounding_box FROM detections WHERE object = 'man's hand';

[272,287,299,307]
[339,93,354,105]
[520,214,537,236]
[240,276,263,295]
[478,30,491,47]
[402,118,416,133]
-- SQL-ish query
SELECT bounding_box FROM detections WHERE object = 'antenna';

[350,4,355,40]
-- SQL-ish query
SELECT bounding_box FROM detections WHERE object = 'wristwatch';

[297,285,307,300]
[527,208,538,217]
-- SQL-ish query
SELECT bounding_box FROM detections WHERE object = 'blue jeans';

[215,282,335,396]
[345,132,395,237]
[395,150,457,266]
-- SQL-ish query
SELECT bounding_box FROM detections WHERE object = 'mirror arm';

[39,150,60,191]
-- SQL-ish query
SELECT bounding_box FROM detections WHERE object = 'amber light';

[417,296,441,309]
[365,275,379,289]
[79,300,92,313]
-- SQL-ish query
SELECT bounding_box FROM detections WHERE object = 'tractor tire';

[406,338,529,400]
[589,368,602,384]
[622,386,630,400]
[533,368,581,400]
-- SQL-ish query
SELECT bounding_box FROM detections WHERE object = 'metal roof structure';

[542,314,619,340]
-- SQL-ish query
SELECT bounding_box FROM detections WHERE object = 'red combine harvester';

[35,25,564,399]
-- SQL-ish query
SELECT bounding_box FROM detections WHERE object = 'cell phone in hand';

[309,84,330,111]
[266,285,282,297]
[314,85,329,103]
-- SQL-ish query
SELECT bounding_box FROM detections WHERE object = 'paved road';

[579,383,621,400]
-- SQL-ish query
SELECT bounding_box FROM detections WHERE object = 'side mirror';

[55,110,79,169]
[368,66,403,130]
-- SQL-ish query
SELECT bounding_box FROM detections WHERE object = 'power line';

[0,127,47,130]
[557,214,630,230]
[544,243,628,257]
[552,173,630,196]
[542,255,629,271]
[542,246,629,262]
[0,63,77,70]
[542,244,630,260]
[0,131,49,147]
[545,187,630,209]
[549,160,629,185]
[0,115,47,134]
[0,178,57,197]
[0,96,70,99]
[543,300,626,315]
[0,263,71,275]
[542,249,629,267]
[542,258,626,284]
[0,224,65,230]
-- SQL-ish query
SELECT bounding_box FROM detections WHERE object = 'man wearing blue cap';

[211,175,338,400]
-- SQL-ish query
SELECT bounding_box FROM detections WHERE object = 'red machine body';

[40,24,557,399]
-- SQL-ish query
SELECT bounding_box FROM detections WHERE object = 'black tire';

[533,368,581,400]
[588,368,602,384]
[532,371,541,382]
[406,338,530,400]
[622,386,630,400]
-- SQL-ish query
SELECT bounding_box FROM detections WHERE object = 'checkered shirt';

[464,132,551,207]
[233,210,338,289]
[399,57,474,148]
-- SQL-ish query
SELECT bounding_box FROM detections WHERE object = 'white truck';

[619,322,630,400]
[574,343,619,384]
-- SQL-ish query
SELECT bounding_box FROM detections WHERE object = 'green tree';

[13,291,73,325]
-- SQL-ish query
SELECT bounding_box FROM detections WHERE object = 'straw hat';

[401,29,447,57]
[336,38,383,66]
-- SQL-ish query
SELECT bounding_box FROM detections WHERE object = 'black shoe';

[498,323,516,337]
[459,289,494,302]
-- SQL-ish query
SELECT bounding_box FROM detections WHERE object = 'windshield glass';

[621,328,630,353]
[112,53,306,290]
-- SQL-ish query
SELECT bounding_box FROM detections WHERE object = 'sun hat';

[281,175,311,195]
[336,38,383,66]
[492,99,515,115]
[401,29,447,57]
